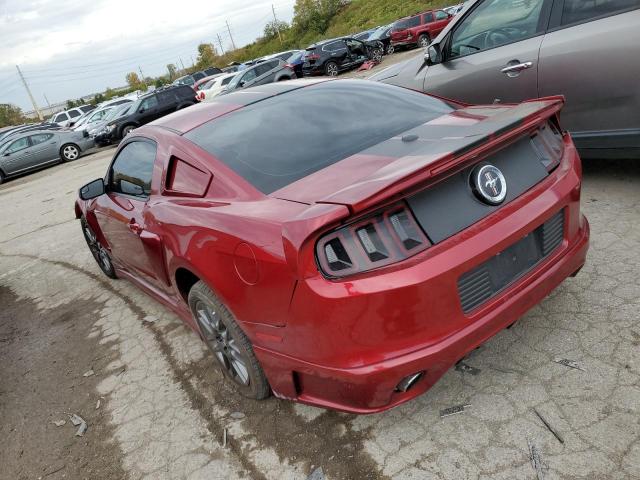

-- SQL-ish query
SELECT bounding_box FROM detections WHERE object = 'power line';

[16,65,42,120]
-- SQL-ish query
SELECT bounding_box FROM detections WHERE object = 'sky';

[0,0,296,112]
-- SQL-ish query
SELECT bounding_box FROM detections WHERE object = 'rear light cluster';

[531,121,564,172]
[306,53,320,61]
[316,203,430,278]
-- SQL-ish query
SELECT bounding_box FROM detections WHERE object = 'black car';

[203,67,222,76]
[302,37,384,77]
[368,25,394,54]
[95,85,197,145]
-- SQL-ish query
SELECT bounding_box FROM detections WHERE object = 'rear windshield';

[394,16,421,29]
[185,81,455,194]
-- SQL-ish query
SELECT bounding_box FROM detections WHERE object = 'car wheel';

[0,170,4,185]
[60,143,80,162]
[81,216,117,279]
[121,125,135,137]
[418,34,431,49]
[188,281,270,400]
[325,61,339,77]
[372,48,383,62]
[386,44,395,55]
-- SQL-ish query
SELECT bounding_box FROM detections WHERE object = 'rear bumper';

[254,138,590,413]
[302,65,325,77]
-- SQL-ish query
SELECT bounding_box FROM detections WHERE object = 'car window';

[140,95,158,110]
[242,68,258,84]
[435,10,449,20]
[109,141,157,197]
[424,12,434,22]
[29,133,54,146]
[450,0,546,58]
[6,137,30,154]
[323,41,345,52]
[80,105,93,113]
[55,113,69,122]
[68,110,81,118]
[395,16,421,29]
[185,81,455,194]
[221,76,233,86]
[561,0,638,25]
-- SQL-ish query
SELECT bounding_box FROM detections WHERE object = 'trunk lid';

[273,97,564,213]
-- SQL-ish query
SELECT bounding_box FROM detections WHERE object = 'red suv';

[391,10,453,49]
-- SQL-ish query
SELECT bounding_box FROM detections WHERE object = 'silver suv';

[374,0,640,159]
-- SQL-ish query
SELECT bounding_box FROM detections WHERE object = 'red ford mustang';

[75,79,589,413]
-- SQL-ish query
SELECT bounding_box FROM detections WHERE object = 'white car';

[73,106,117,133]
[198,73,238,102]
[50,105,94,127]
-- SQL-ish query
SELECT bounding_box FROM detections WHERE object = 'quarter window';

[449,0,546,58]
[424,12,434,22]
[5,137,29,154]
[29,133,53,146]
[54,113,69,122]
[435,10,449,20]
[140,96,158,110]
[68,110,81,118]
[109,141,157,197]
[242,69,258,84]
[561,0,638,25]
[221,76,233,86]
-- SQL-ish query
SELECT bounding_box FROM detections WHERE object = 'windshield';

[369,26,390,40]
[185,81,455,194]
[286,51,305,63]
[105,103,131,121]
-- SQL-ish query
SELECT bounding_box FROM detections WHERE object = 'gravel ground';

[1,64,639,479]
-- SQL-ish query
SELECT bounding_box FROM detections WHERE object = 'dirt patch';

[0,286,126,480]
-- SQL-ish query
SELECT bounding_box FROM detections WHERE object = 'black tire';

[60,143,80,162]
[418,34,431,49]
[81,216,117,279]
[386,44,395,55]
[325,61,339,77]
[0,170,4,185]
[371,48,383,62]
[188,281,270,400]
[121,125,135,138]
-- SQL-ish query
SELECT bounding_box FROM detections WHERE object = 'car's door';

[423,0,552,104]
[94,139,165,287]
[538,0,640,152]
[345,39,368,63]
[0,136,33,174]
[137,95,161,124]
[26,133,58,167]
[253,60,278,86]
[237,67,258,89]
[324,40,349,69]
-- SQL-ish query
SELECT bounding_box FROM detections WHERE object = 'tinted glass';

[193,72,206,81]
[140,95,158,110]
[158,91,174,104]
[6,137,29,153]
[369,26,391,40]
[185,82,455,194]
[395,16,421,29]
[30,133,53,146]
[110,141,157,197]
[435,10,449,20]
[561,0,638,25]
[323,41,345,52]
[287,51,305,62]
[55,113,69,122]
[80,105,94,112]
[424,12,434,22]
[69,110,81,118]
[450,0,545,57]
[221,76,233,85]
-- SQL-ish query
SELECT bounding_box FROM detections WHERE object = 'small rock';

[53,420,66,427]
[229,411,245,420]
[83,369,95,377]
[96,399,101,410]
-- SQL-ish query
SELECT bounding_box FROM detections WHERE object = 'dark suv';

[391,9,452,49]
[302,37,384,77]
[95,85,197,145]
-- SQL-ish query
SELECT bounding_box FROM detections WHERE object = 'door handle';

[501,61,533,75]
[128,220,143,235]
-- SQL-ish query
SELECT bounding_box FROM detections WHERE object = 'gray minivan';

[374,0,640,159]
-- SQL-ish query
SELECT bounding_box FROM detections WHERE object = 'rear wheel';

[386,44,395,55]
[418,34,431,49]
[188,281,270,400]
[60,143,80,162]
[121,125,135,137]
[325,61,339,77]
[371,48,383,62]
[81,216,117,279]
[0,170,4,185]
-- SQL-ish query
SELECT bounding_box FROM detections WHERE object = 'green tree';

[293,0,345,34]
[0,103,25,128]
[264,19,289,40]
[104,87,116,99]
[125,72,144,90]
[196,43,218,69]
[66,99,77,109]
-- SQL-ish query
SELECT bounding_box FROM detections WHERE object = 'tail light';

[284,64,295,71]
[306,53,320,61]
[316,202,430,278]
[531,121,564,172]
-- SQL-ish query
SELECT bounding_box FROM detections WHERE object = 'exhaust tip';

[395,371,424,392]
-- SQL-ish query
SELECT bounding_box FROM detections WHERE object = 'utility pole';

[43,94,51,117]
[179,57,186,72]
[138,66,147,88]
[16,65,42,120]
[226,20,237,50]
[272,4,283,44]
[191,55,195,67]
[217,33,225,55]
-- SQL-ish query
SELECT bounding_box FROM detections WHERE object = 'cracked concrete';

[1,142,639,480]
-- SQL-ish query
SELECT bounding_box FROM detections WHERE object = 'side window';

[424,12,434,23]
[29,133,53,146]
[241,68,258,84]
[55,113,69,122]
[449,0,546,58]
[68,110,81,118]
[561,0,638,25]
[109,141,157,197]
[221,76,233,86]
[157,91,173,104]
[435,10,449,20]
[323,41,345,52]
[140,95,158,111]
[6,137,30,154]
[408,16,421,27]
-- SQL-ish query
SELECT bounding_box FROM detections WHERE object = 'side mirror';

[239,81,246,87]
[425,43,443,65]
[79,178,105,200]
[3,152,10,157]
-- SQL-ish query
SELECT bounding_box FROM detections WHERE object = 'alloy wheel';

[387,44,394,55]
[63,145,79,161]
[419,36,430,48]
[196,301,250,386]
[326,63,339,77]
